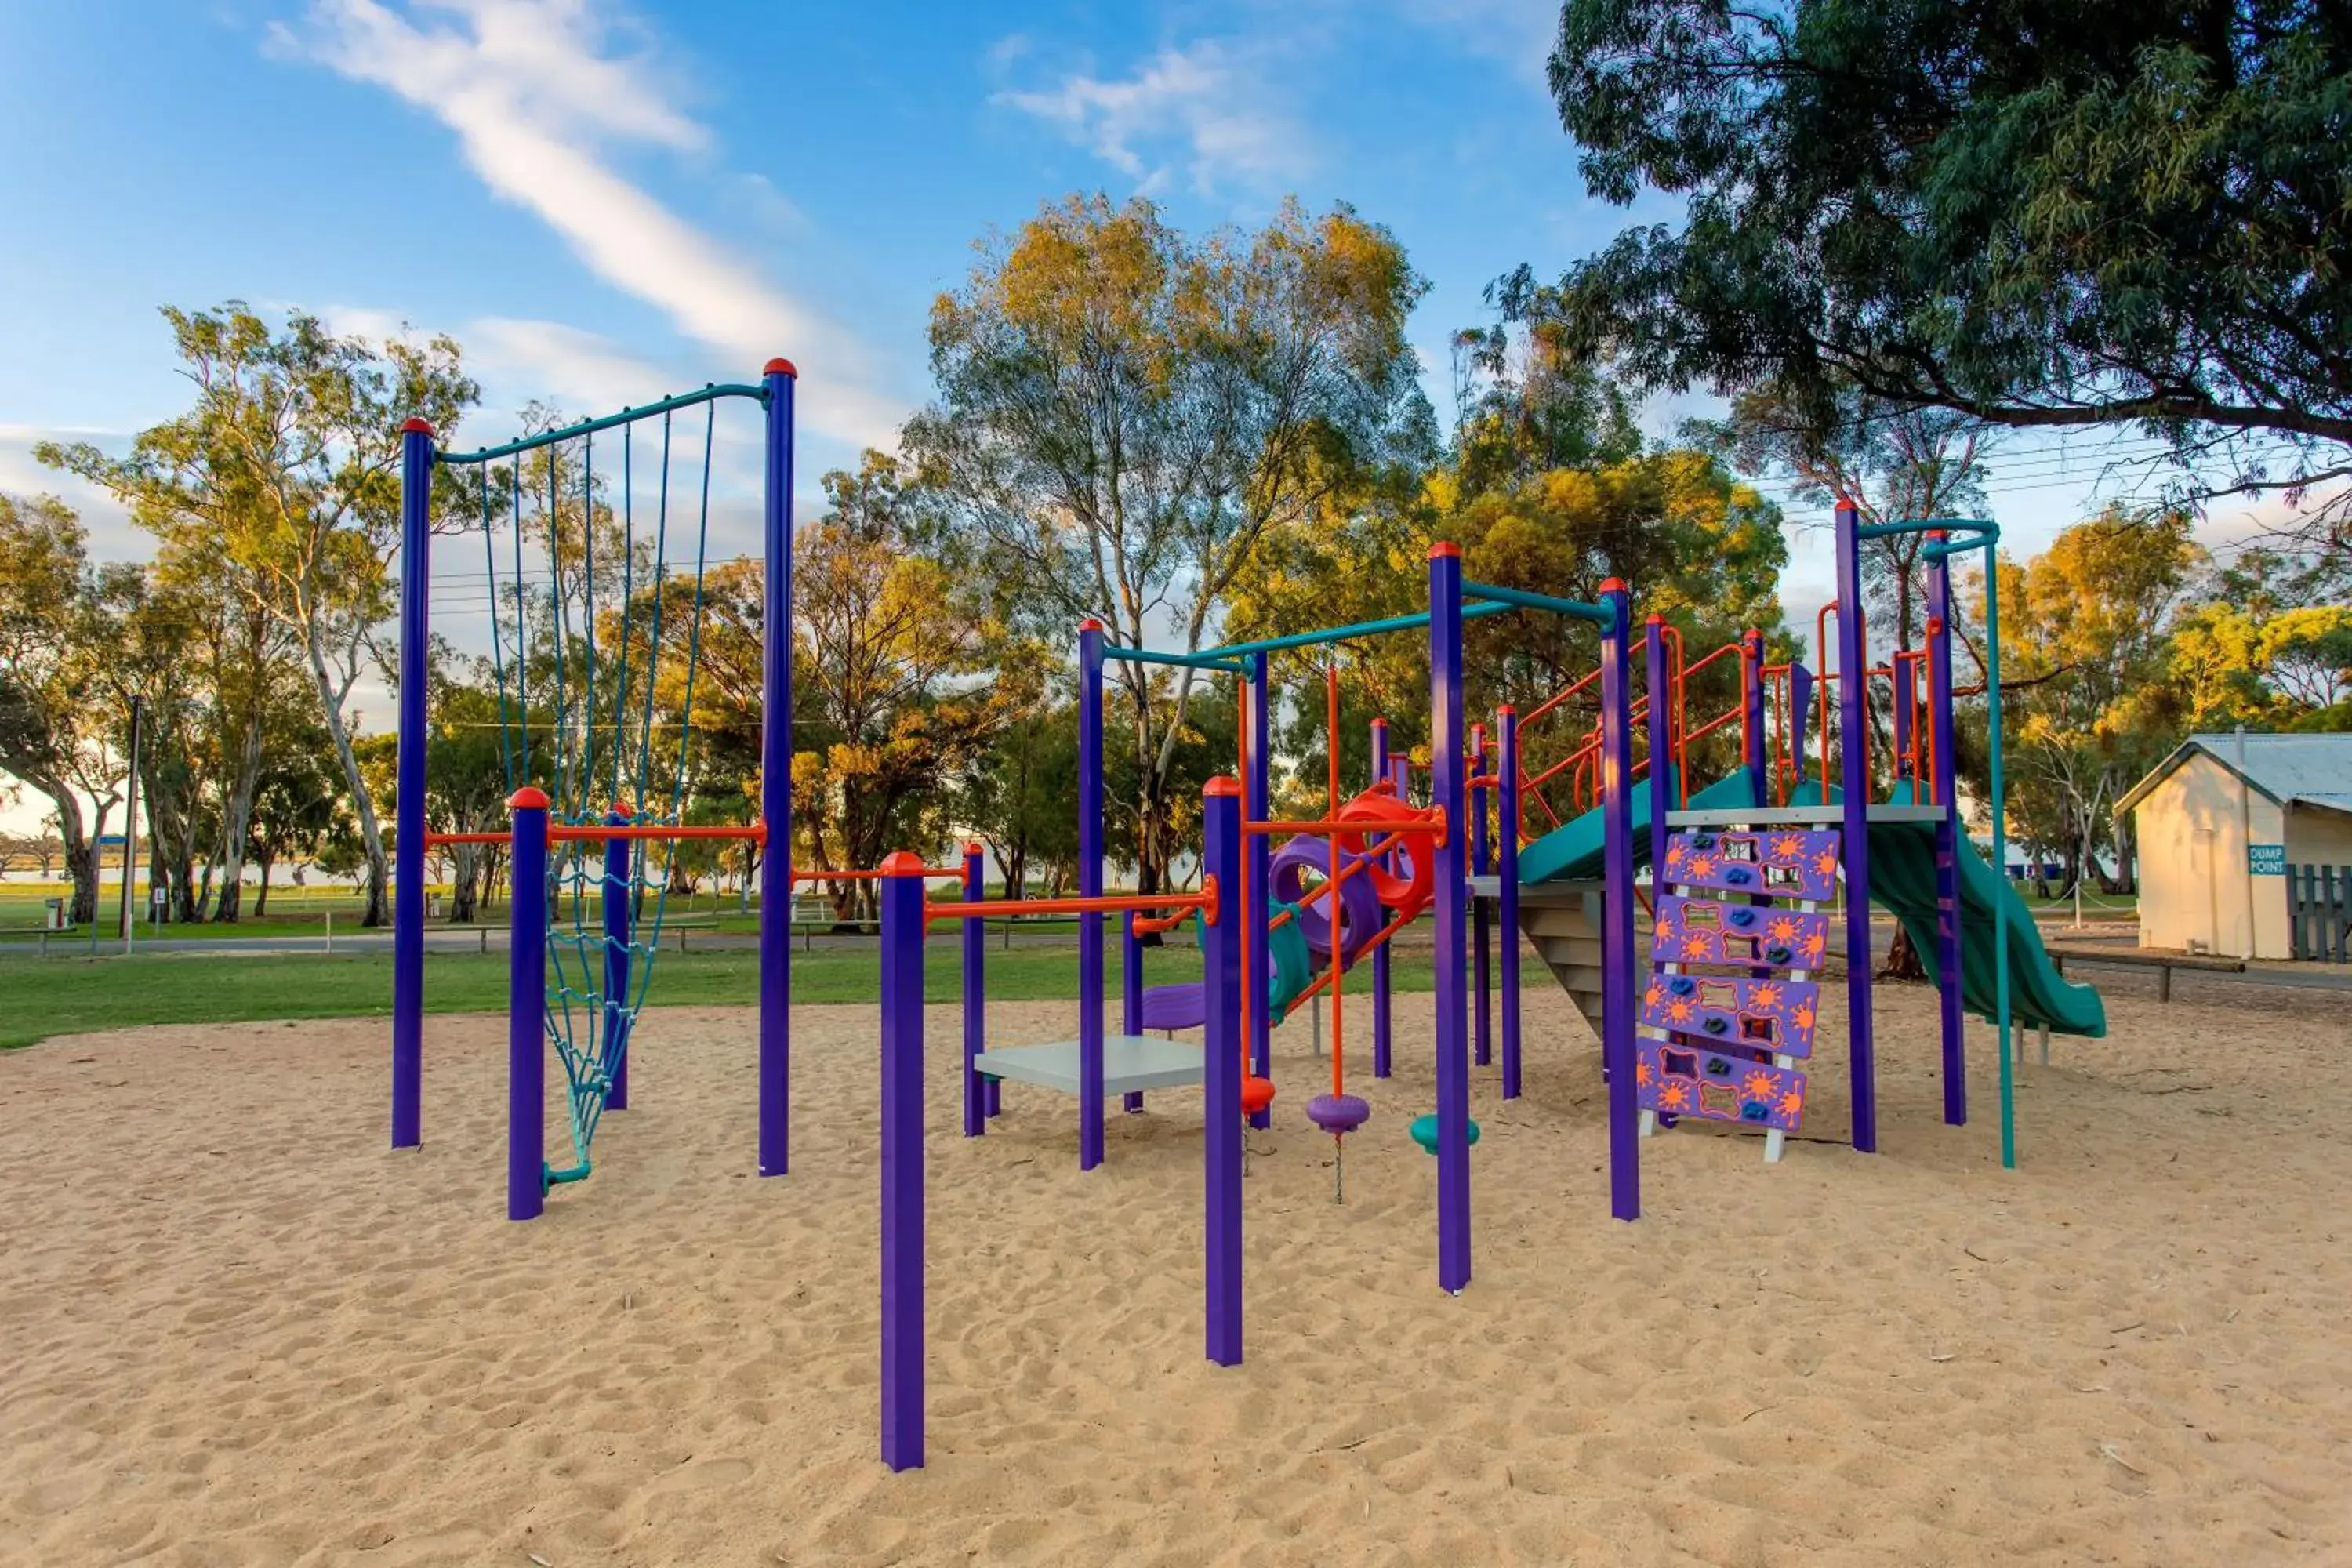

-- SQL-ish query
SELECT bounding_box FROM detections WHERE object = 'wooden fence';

[2288,863,2351,962]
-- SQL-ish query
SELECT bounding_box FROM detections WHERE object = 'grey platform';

[1664,804,1947,826]
[971,1035,1206,1094]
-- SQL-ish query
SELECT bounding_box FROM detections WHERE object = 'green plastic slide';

[1788,782,2107,1039]
[1515,765,1765,884]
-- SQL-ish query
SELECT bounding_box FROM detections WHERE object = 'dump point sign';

[2249,844,2286,875]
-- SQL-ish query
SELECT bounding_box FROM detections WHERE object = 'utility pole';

[118,694,142,954]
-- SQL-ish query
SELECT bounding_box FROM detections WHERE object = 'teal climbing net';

[443,387,760,1187]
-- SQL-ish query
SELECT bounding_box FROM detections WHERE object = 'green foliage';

[1543,0,2352,541]
[42,303,479,925]
[906,193,1434,890]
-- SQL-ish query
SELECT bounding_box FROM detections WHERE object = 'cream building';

[2118,733,2352,960]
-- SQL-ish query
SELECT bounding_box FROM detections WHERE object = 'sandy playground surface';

[3,969,2350,1566]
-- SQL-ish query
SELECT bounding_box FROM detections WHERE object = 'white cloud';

[994,38,1312,196]
[276,0,905,448]
[1389,0,1560,79]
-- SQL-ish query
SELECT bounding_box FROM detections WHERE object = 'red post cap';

[1598,576,1627,594]
[507,785,551,811]
[964,840,985,859]
[608,800,634,821]
[401,416,434,436]
[879,850,930,876]
[1497,703,1515,717]
[1371,716,1388,728]
[1079,617,1105,633]
[764,358,798,378]
[1645,612,1663,626]
[1203,775,1243,799]
[1429,540,1462,560]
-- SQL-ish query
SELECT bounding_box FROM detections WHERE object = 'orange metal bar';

[550,822,768,843]
[925,884,1217,925]
[1281,901,1419,1020]
[1326,663,1343,1094]
[1520,665,1601,729]
[1131,907,1193,937]
[1247,812,1443,840]
[423,831,511,846]
[1815,604,1839,794]
[792,865,961,881]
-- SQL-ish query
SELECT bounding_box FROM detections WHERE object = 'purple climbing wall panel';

[1636,1041,1807,1131]
[1640,972,1820,1059]
[1641,828,1840,1144]
[1651,896,1830,971]
[1661,829,1841,903]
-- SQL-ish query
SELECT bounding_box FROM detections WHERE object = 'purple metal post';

[1471,722,1492,1069]
[391,417,433,1149]
[1077,619,1107,1168]
[1201,776,1245,1365]
[1428,543,1472,1292]
[1247,652,1272,1128]
[1370,717,1393,1080]
[1644,615,1670,882]
[963,843,988,1137]
[602,804,631,1112]
[1833,500,1878,1152]
[1927,553,1967,1126]
[1598,580,1640,1222]
[1497,706,1523,1100]
[507,786,550,1221]
[1742,629,1768,804]
[758,359,797,1178]
[877,851,927,1471]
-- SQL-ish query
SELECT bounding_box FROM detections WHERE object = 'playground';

[5,978,2349,1564]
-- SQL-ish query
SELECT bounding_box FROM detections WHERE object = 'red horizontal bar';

[792,866,962,882]
[926,881,1220,926]
[423,832,509,846]
[1246,812,1443,838]
[550,823,767,843]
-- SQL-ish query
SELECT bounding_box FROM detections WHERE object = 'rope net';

[461,400,729,1181]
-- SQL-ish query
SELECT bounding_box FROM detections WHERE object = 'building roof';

[2117,732,2352,818]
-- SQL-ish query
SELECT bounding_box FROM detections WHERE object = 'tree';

[1542,1,2352,547]
[786,454,1022,916]
[0,495,123,924]
[2169,545,2352,726]
[246,710,343,918]
[1992,506,2203,894]
[44,303,477,926]
[960,699,1080,901]
[906,194,1433,895]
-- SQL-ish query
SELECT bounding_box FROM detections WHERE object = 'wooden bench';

[2046,945,2245,1003]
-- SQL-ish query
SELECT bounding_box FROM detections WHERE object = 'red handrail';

[926,882,1219,927]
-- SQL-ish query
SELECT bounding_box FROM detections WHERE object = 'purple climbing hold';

[1306,1093,1371,1135]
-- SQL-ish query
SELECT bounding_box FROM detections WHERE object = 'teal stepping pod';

[1408,1113,1481,1156]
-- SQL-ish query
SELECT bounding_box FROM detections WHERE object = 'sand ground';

[3,973,2349,1566]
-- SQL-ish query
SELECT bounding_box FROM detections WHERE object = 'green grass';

[0,942,1504,1051]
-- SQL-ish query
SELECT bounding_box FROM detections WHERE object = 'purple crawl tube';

[392,417,434,1149]
[1497,706,1523,1100]
[1370,717,1393,1080]
[1597,580,1640,1222]
[963,843,987,1137]
[1833,499,1878,1153]
[758,358,797,1178]
[507,786,550,1221]
[1201,776,1245,1365]
[1428,543,1472,1292]
[878,851,927,1471]
[602,804,632,1111]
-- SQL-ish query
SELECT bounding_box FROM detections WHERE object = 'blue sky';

[0,0,2292,617]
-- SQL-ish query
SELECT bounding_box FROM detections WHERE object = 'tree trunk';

[1878,923,1928,981]
[33,779,97,924]
[252,848,275,916]
[450,842,480,923]
[210,706,266,923]
[301,622,390,927]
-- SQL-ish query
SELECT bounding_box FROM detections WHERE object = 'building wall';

[2285,805,2352,870]
[2131,753,2289,959]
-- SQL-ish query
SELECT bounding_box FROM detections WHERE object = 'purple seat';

[1139,982,1207,1032]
